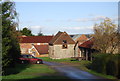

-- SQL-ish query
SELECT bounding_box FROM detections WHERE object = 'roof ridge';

[49,31,63,44]
[53,32,64,44]
[19,36,53,43]
[66,32,76,43]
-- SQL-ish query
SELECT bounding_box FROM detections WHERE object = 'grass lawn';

[39,57,73,62]
[40,57,117,79]
[2,63,69,81]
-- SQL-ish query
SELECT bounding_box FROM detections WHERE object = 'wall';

[49,45,54,59]
[106,46,119,54]
[49,44,75,59]
[40,54,49,57]
[74,44,82,57]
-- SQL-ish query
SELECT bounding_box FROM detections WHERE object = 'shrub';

[106,55,118,77]
[90,53,120,79]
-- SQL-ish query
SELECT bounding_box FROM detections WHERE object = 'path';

[44,61,115,81]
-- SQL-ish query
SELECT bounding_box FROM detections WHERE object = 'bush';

[90,53,120,79]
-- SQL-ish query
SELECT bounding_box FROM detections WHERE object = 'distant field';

[2,64,69,81]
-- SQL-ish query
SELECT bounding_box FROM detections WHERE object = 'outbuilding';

[49,31,75,59]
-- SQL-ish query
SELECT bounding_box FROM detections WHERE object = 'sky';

[15,2,118,35]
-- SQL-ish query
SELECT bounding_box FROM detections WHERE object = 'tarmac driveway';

[44,61,116,81]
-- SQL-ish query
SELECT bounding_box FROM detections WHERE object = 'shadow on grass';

[2,71,74,81]
[2,78,119,81]
[3,63,31,75]
[2,72,118,81]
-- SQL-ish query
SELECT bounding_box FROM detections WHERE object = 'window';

[62,40,67,49]
[62,44,67,49]
[63,40,67,44]
[49,43,53,46]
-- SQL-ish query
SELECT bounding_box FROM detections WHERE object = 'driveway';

[44,61,115,81]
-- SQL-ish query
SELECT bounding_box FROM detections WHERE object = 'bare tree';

[92,17,119,54]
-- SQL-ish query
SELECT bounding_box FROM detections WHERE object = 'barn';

[49,31,75,59]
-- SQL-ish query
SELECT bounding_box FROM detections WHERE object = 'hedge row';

[90,53,120,78]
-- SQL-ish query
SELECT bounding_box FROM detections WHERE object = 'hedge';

[90,53,120,78]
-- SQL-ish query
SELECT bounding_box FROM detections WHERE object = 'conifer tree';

[2,0,21,74]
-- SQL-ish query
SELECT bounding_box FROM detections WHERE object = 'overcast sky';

[15,2,118,35]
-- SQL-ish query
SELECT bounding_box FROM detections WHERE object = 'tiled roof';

[19,36,53,43]
[49,31,63,44]
[49,31,75,44]
[79,38,93,48]
[72,34,88,42]
[72,34,82,41]
[34,45,48,54]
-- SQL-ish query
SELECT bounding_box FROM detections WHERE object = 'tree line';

[18,27,43,36]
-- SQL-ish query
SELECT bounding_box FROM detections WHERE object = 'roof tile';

[34,45,48,54]
[19,36,53,43]
[79,38,93,48]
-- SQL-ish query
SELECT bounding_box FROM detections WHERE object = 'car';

[19,54,43,64]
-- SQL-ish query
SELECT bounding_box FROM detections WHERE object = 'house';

[19,36,53,57]
[49,31,75,59]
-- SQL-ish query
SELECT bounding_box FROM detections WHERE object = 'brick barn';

[19,35,53,57]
